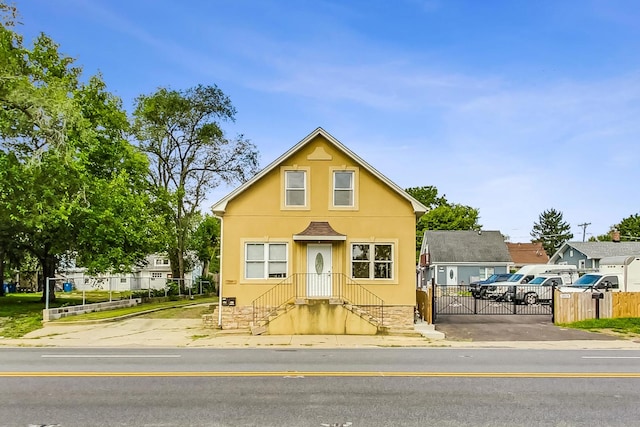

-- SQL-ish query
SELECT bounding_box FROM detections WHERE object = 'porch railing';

[251,273,384,328]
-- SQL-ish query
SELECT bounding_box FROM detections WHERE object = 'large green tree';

[1,8,160,301]
[593,213,640,242]
[531,208,573,256]
[189,214,220,279]
[132,85,259,282]
[617,214,640,241]
[406,186,481,252]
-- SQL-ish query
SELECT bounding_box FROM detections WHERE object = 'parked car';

[469,273,513,299]
[514,275,564,305]
[559,273,621,293]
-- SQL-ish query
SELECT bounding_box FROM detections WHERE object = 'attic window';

[285,170,306,206]
[333,171,354,207]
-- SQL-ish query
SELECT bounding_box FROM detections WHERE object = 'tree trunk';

[202,259,210,278]
[39,255,57,303]
[169,249,180,279]
[0,251,5,297]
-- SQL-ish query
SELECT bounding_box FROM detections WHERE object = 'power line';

[577,222,591,242]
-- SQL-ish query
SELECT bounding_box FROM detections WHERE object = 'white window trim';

[329,166,358,210]
[481,267,494,280]
[333,170,354,207]
[350,242,394,281]
[244,242,289,280]
[280,166,310,210]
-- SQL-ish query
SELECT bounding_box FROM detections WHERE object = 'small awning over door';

[293,221,346,241]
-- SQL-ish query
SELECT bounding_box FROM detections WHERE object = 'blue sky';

[14,0,640,242]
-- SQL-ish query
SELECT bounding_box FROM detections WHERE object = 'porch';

[250,273,386,335]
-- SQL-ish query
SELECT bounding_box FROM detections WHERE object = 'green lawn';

[3,292,638,340]
[0,292,218,338]
[558,318,640,338]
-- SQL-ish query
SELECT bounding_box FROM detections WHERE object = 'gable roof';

[211,127,428,217]
[506,242,549,265]
[423,230,512,263]
[549,241,640,262]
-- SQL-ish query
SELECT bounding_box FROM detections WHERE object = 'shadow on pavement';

[434,315,622,342]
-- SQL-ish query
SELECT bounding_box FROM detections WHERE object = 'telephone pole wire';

[578,222,591,242]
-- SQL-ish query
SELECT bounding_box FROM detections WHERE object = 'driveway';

[434,315,624,342]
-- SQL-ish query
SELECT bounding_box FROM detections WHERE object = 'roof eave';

[210,127,429,216]
[292,235,347,241]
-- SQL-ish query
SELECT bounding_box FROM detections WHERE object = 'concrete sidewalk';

[1,318,640,349]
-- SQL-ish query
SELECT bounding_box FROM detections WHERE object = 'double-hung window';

[333,171,354,207]
[351,243,393,279]
[285,170,306,207]
[246,243,287,279]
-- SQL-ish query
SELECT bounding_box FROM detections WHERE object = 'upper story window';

[285,170,306,207]
[333,171,354,207]
[246,243,288,279]
[155,258,169,266]
[351,243,393,280]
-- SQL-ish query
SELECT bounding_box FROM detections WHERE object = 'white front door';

[446,266,458,286]
[307,244,332,297]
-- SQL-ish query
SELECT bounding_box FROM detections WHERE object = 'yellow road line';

[1,371,640,378]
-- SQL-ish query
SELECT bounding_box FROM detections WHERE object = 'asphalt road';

[2,348,640,426]
[434,314,624,342]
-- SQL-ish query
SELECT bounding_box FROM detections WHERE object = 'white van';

[506,264,578,285]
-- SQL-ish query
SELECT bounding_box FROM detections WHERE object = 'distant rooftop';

[507,242,549,265]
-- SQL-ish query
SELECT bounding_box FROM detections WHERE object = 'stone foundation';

[207,304,415,333]
[201,313,218,328]
[220,305,253,330]
[382,305,415,329]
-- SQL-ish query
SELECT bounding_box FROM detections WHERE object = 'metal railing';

[251,276,297,328]
[251,273,384,328]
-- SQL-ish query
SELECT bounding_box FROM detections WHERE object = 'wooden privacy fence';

[416,288,432,324]
[554,291,640,323]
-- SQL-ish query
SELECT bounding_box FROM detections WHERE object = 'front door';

[446,266,458,286]
[307,244,332,297]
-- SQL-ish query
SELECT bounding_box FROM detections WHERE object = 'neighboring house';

[548,241,640,270]
[211,128,427,334]
[506,242,549,270]
[60,254,202,292]
[419,230,513,287]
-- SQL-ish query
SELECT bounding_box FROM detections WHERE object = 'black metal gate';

[432,282,555,321]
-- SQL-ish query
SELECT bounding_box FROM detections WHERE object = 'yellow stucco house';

[211,128,427,335]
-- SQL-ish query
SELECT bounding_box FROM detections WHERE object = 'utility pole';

[578,222,591,242]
